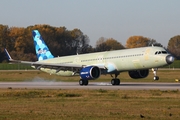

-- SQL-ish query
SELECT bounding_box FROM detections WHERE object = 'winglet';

[32,30,54,61]
[4,49,13,60]
[4,49,29,64]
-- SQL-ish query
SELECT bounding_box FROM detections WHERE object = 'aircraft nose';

[166,55,174,64]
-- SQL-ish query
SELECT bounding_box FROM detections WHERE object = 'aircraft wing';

[5,49,105,71]
[8,59,105,70]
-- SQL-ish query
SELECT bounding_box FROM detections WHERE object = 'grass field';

[0,63,33,70]
[0,89,180,120]
[0,70,180,120]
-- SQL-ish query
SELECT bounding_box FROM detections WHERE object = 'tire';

[79,79,84,86]
[116,79,120,85]
[111,79,116,85]
[84,80,89,86]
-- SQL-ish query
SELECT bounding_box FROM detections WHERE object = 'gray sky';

[0,0,180,47]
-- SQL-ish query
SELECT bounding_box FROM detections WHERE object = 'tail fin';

[32,30,54,61]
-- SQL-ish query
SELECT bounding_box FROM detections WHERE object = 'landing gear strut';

[152,68,159,80]
[110,73,120,85]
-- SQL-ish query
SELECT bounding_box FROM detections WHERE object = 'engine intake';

[80,66,100,80]
[128,69,149,79]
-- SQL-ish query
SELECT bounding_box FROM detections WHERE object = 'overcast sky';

[0,0,180,47]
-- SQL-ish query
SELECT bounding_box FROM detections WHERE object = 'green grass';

[0,89,179,120]
[0,69,179,83]
[0,63,33,70]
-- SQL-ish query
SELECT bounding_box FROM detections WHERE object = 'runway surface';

[0,82,179,90]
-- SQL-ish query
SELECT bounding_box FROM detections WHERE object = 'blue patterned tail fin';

[32,30,54,61]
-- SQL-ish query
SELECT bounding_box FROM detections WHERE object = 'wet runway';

[0,82,179,90]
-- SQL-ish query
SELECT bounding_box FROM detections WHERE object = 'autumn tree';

[0,25,11,50]
[148,39,163,47]
[96,37,106,46]
[70,29,90,54]
[83,45,95,53]
[23,27,36,54]
[0,24,92,61]
[0,24,11,62]
[95,37,107,52]
[126,36,163,48]
[105,38,125,50]
[9,27,26,52]
[167,35,180,59]
[126,36,149,48]
[27,25,91,56]
[95,37,124,52]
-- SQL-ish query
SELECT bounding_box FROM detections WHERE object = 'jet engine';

[80,66,101,80]
[128,69,149,79]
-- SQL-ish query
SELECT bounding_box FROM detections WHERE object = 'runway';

[0,82,179,90]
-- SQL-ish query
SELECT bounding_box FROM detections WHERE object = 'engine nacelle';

[128,69,149,79]
[80,66,101,80]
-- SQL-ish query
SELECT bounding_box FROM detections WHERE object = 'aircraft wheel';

[79,79,89,86]
[84,80,89,86]
[154,76,159,80]
[111,79,120,85]
[116,79,120,85]
[79,79,84,86]
[111,79,116,85]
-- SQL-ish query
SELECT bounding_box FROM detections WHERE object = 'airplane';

[5,30,175,86]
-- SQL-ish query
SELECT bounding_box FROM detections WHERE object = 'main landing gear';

[152,68,159,80]
[79,73,121,86]
[110,73,120,85]
[79,79,89,86]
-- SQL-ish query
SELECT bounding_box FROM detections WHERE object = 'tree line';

[0,24,180,62]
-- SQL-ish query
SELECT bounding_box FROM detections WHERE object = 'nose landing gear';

[152,68,159,80]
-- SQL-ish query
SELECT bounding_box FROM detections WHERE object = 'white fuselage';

[35,46,172,76]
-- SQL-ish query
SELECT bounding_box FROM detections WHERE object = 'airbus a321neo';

[5,30,175,86]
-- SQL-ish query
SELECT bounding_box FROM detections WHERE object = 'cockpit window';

[155,51,168,55]
[162,51,167,54]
